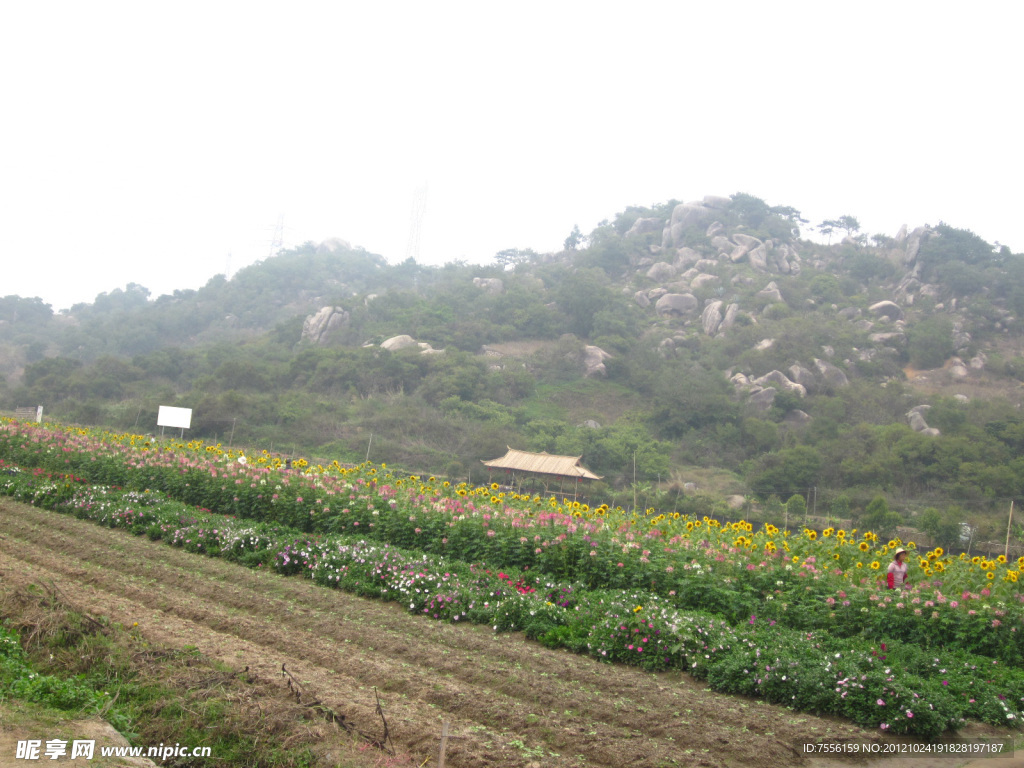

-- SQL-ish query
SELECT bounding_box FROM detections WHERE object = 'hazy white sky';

[1,1,1020,311]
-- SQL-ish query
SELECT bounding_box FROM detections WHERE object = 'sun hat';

[893,547,908,557]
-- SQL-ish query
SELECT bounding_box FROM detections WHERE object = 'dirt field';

[0,498,1018,768]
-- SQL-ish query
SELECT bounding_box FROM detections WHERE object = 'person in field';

[886,547,909,589]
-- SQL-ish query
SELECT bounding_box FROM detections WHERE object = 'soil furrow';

[0,499,884,767]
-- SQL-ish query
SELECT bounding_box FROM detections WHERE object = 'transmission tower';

[268,214,285,258]
[404,185,428,262]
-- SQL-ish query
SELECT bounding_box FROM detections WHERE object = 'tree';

[919,507,963,550]
[907,315,954,369]
[830,494,852,524]
[860,496,903,540]
[818,216,860,243]
[564,225,583,251]
[729,193,771,228]
[494,248,537,270]
[786,494,808,526]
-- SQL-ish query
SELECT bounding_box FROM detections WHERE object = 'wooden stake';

[1005,500,1015,560]
[438,720,450,768]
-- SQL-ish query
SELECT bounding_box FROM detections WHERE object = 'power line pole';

[404,185,428,262]
[269,214,284,258]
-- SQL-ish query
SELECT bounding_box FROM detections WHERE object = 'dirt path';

[0,499,1014,768]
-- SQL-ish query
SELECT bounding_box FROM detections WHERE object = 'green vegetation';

[3,196,1024,537]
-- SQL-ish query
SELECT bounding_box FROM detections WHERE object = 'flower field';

[2,419,1023,740]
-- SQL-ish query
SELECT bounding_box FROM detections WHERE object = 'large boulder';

[702,300,724,336]
[904,226,931,265]
[870,331,906,345]
[316,237,351,254]
[702,195,732,209]
[301,306,350,344]
[814,358,849,388]
[784,410,812,426]
[747,387,777,413]
[626,217,664,238]
[869,301,904,321]
[583,345,612,377]
[732,233,762,250]
[655,293,699,316]
[674,247,702,268]
[752,370,806,397]
[380,335,420,352]
[690,273,720,290]
[666,202,717,246]
[646,261,677,282]
[768,243,793,274]
[787,364,817,391]
[711,235,733,253]
[472,277,504,294]
[749,243,769,270]
[720,303,740,332]
[634,290,651,308]
[757,281,784,303]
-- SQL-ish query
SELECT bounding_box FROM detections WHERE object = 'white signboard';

[157,406,193,430]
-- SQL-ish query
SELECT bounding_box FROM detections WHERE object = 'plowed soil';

[0,499,1016,768]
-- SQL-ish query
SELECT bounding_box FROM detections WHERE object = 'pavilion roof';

[481,447,602,480]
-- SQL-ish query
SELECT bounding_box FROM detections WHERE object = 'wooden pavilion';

[481,447,602,500]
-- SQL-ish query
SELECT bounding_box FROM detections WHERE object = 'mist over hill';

[4,193,1024,544]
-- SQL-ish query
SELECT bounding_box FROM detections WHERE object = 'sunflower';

[833,553,841,561]
[870,561,880,570]
[792,555,800,564]
[823,527,834,537]
[987,572,996,580]
[491,482,499,490]
[807,531,818,541]
[859,541,870,552]
[997,554,1007,564]
[971,556,982,565]
[856,562,864,568]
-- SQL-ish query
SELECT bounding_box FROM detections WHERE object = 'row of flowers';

[0,462,1022,740]
[2,421,1023,665]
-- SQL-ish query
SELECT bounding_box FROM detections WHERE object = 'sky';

[1,1,1021,312]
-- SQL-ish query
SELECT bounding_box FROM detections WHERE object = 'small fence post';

[438,720,450,768]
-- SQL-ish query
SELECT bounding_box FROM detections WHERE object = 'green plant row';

[2,465,1022,740]
[3,428,1021,667]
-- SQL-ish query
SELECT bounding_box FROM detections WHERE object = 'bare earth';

[0,499,1019,768]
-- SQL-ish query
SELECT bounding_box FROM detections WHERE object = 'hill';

[4,193,1024,541]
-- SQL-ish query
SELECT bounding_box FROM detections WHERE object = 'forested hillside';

[4,193,1024,543]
